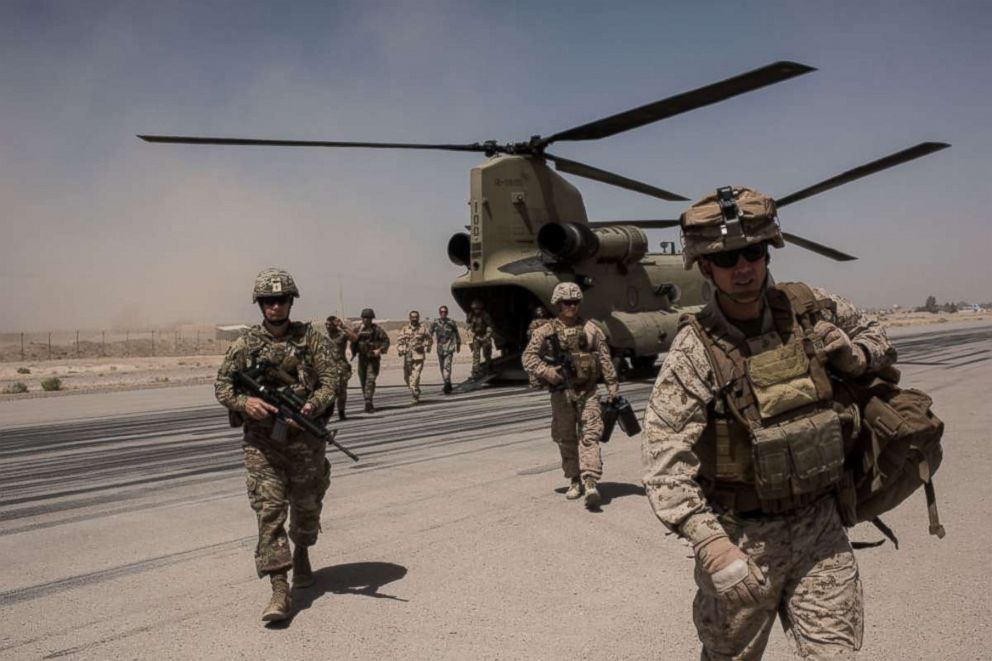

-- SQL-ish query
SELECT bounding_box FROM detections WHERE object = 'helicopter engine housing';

[447,232,471,267]
[537,222,648,265]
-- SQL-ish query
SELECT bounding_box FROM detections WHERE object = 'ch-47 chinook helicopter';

[139,60,948,383]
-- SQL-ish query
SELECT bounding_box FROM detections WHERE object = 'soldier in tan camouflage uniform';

[397,310,434,404]
[523,282,619,510]
[642,188,897,658]
[215,269,339,623]
[526,305,550,340]
[324,315,358,420]
[466,299,494,379]
[351,308,390,413]
[430,305,461,394]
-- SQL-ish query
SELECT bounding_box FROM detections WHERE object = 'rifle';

[232,363,360,462]
[540,332,576,396]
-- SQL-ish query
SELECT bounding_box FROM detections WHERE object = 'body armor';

[354,324,388,357]
[687,283,852,515]
[553,320,601,387]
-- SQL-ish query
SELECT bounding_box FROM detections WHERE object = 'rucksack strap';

[923,468,946,538]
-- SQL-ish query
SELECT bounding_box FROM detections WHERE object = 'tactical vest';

[355,325,385,356]
[554,320,601,387]
[467,312,490,337]
[685,283,852,515]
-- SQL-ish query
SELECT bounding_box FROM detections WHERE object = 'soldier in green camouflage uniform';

[642,188,896,658]
[466,299,494,379]
[397,310,434,404]
[351,308,390,413]
[325,315,357,420]
[429,305,461,394]
[522,282,620,510]
[215,269,339,623]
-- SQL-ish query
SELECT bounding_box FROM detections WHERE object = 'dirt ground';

[0,311,984,398]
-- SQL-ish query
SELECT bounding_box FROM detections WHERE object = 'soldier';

[526,305,550,340]
[215,269,338,622]
[522,282,620,510]
[466,298,494,379]
[429,305,461,394]
[397,310,433,404]
[351,308,390,413]
[324,315,358,420]
[641,187,897,658]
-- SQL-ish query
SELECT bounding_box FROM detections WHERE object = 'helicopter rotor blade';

[538,61,816,147]
[137,135,490,153]
[781,231,856,261]
[776,142,950,208]
[587,219,681,228]
[544,153,688,201]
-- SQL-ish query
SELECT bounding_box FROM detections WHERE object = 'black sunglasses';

[707,243,768,268]
[258,295,292,306]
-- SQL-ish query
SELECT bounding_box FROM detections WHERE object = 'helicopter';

[139,61,948,383]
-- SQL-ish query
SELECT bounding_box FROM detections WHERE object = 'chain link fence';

[0,327,234,362]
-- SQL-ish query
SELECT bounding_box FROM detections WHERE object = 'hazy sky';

[2,0,989,331]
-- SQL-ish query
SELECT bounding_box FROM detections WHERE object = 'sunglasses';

[258,295,292,307]
[706,243,767,269]
[560,300,581,307]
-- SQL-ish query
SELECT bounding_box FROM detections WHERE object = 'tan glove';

[694,534,767,607]
[812,320,867,376]
[607,384,620,401]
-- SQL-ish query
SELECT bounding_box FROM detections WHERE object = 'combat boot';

[583,477,601,509]
[564,478,583,500]
[364,401,374,414]
[443,381,452,395]
[292,546,314,589]
[261,572,292,622]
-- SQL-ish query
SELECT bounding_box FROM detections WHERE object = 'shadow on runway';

[552,481,645,511]
[268,561,409,629]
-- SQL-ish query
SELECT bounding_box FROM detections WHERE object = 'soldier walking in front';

[351,308,390,413]
[430,305,461,394]
[522,282,619,510]
[466,298,494,379]
[215,269,339,622]
[641,188,897,658]
[397,310,433,404]
[324,315,357,420]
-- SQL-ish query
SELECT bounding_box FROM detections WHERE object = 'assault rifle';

[540,332,576,394]
[231,364,360,462]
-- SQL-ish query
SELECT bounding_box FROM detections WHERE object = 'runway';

[1,322,990,659]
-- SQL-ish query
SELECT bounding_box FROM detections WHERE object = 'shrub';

[40,377,62,392]
[3,382,28,394]
[16,367,30,374]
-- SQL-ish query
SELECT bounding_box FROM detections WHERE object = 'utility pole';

[337,273,345,318]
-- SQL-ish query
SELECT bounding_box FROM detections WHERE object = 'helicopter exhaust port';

[447,232,471,267]
[538,223,648,264]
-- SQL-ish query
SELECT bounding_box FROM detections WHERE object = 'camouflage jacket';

[466,310,494,344]
[430,318,461,354]
[351,323,390,357]
[526,318,550,339]
[522,317,619,394]
[641,284,896,546]
[326,330,352,369]
[397,323,433,358]
[215,321,339,421]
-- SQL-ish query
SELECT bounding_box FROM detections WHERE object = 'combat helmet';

[680,186,784,270]
[252,268,300,302]
[360,308,375,319]
[551,281,583,304]
[470,299,484,311]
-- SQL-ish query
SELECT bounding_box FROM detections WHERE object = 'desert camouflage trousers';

[357,355,381,403]
[693,497,863,660]
[550,386,603,480]
[243,430,331,578]
[470,339,492,379]
[437,350,455,383]
[403,355,425,400]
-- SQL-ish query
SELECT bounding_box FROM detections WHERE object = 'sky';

[1,0,989,331]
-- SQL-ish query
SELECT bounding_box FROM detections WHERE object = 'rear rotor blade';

[588,219,680,228]
[782,231,857,261]
[776,142,950,208]
[538,61,815,146]
[138,135,490,153]
[545,153,688,201]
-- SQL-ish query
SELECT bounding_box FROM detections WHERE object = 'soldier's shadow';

[552,481,645,511]
[266,561,408,629]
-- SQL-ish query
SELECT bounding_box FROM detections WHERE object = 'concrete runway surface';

[1,322,990,660]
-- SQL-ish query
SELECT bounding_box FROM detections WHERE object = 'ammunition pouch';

[746,341,820,419]
[751,409,844,512]
[570,351,599,386]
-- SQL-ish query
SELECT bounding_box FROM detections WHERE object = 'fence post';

[20,333,24,360]
[75,330,80,357]
[48,332,52,360]
[125,330,130,356]
[195,330,200,353]
[101,331,106,357]
[150,330,155,357]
